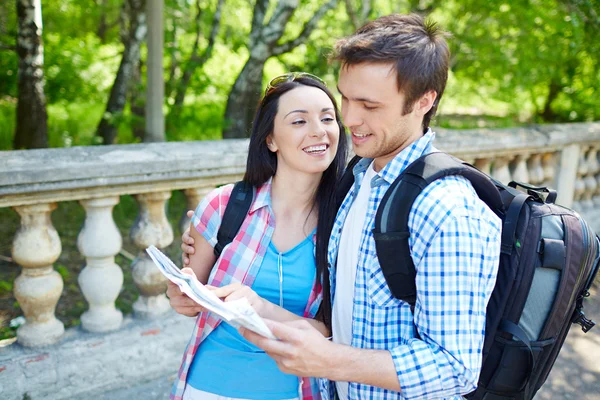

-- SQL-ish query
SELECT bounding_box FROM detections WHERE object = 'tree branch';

[344,0,360,30]
[272,0,337,56]
[261,0,297,44]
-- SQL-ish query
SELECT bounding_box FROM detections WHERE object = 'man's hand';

[211,283,270,317]
[166,267,207,317]
[242,319,335,378]
[181,210,195,266]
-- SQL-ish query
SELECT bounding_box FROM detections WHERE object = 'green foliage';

[0,0,599,149]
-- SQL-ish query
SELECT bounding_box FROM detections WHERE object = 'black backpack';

[215,152,600,400]
[336,152,600,400]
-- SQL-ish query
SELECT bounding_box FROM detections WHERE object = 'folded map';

[145,245,276,339]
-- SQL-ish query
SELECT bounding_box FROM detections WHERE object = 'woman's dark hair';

[243,76,347,329]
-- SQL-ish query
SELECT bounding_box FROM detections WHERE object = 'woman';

[167,72,347,400]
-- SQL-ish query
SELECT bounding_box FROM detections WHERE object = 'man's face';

[338,63,427,171]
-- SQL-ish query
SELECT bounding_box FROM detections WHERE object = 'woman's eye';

[322,117,335,123]
[292,120,306,125]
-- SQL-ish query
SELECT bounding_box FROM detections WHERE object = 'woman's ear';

[266,136,278,152]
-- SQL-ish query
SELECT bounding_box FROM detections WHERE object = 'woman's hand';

[211,283,271,317]
[181,210,196,266]
[166,268,207,317]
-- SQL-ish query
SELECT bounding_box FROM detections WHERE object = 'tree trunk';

[222,0,337,138]
[539,80,562,122]
[222,55,268,138]
[130,56,145,141]
[96,0,147,145]
[14,0,48,150]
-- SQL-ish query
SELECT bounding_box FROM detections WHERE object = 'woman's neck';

[270,168,321,217]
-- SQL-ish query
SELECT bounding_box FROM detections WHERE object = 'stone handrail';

[1,122,600,348]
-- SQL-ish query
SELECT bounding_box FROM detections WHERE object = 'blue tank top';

[186,233,317,399]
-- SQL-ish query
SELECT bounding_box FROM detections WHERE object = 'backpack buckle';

[572,309,596,333]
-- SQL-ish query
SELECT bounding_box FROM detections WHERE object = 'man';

[182,14,501,400]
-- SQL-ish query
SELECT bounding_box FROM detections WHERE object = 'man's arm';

[242,319,401,392]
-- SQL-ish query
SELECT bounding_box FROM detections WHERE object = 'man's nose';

[342,103,361,128]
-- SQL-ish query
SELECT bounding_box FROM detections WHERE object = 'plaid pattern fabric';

[171,179,323,400]
[320,130,502,400]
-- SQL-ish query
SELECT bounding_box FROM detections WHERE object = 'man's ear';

[416,90,438,116]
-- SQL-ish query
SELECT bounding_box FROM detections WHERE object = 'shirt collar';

[352,128,436,186]
[249,177,272,213]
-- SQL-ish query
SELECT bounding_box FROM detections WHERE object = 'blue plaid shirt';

[320,130,502,400]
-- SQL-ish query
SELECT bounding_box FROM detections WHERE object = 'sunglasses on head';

[264,72,327,96]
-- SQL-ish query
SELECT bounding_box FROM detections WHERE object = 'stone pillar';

[77,197,124,332]
[474,158,492,176]
[491,156,512,185]
[582,147,599,210]
[145,0,165,142]
[527,154,545,186]
[510,154,530,184]
[555,144,581,208]
[130,191,173,318]
[11,203,64,347]
[179,187,212,234]
[542,152,557,189]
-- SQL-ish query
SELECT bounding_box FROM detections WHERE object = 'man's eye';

[363,104,377,111]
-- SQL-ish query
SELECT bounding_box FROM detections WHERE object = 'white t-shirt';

[332,162,376,399]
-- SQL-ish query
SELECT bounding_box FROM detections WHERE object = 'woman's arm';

[186,222,217,284]
[212,283,330,337]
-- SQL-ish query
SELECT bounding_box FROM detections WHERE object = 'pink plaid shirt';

[171,179,323,400]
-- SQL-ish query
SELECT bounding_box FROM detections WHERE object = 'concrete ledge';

[0,312,196,400]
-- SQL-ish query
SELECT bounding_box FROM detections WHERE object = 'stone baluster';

[582,147,600,210]
[527,153,545,186]
[77,197,124,332]
[179,187,213,235]
[474,158,492,176]
[491,156,512,184]
[130,191,174,318]
[510,154,530,184]
[572,148,588,211]
[11,203,64,347]
[594,148,600,206]
[541,152,557,189]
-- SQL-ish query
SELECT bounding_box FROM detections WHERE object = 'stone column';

[555,144,580,208]
[474,158,492,176]
[491,156,512,185]
[179,187,212,234]
[130,191,173,318]
[510,154,530,184]
[527,154,545,186]
[145,0,165,142]
[542,152,557,189]
[11,203,64,347]
[77,197,124,332]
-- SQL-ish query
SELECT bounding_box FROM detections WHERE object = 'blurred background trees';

[1,0,598,148]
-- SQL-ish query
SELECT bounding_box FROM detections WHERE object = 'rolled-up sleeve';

[191,185,232,247]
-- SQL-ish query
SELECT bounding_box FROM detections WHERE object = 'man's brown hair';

[333,14,450,131]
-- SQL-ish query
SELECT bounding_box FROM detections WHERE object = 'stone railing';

[0,122,599,348]
[1,123,600,350]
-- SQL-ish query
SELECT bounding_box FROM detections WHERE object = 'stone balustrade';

[1,122,600,350]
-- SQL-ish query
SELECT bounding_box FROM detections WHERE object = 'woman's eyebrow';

[284,109,308,118]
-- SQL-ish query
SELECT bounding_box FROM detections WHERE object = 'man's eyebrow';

[336,85,382,104]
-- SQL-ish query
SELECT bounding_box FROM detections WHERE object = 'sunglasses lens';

[265,72,327,95]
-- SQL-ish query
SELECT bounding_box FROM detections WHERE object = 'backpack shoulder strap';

[373,152,504,307]
[335,155,362,210]
[214,181,255,257]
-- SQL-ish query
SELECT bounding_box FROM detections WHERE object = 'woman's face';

[267,85,340,176]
